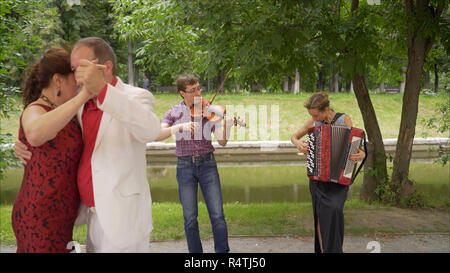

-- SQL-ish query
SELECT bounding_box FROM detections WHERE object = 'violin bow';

[209,68,232,105]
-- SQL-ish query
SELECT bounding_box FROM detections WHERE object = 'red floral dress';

[12,104,83,253]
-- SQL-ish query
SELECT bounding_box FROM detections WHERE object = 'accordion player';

[306,124,367,186]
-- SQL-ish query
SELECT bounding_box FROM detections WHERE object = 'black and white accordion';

[306,124,367,186]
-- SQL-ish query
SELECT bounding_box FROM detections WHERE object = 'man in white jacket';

[15,37,161,252]
[72,37,160,252]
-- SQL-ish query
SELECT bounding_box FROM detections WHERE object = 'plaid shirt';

[162,101,222,156]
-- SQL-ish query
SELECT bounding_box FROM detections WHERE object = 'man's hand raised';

[75,59,107,96]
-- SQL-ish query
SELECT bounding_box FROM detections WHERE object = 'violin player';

[154,74,234,253]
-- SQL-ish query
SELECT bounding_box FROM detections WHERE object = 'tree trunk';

[329,62,339,93]
[379,82,385,92]
[391,59,425,198]
[434,63,439,93]
[133,65,139,87]
[294,68,300,94]
[217,70,224,92]
[391,46,428,198]
[283,77,289,92]
[351,0,388,202]
[390,0,444,201]
[352,74,388,202]
[345,81,351,92]
[251,82,261,93]
[317,69,324,92]
[359,142,380,201]
[333,73,339,92]
[424,71,430,90]
[399,66,406,94]
[145,70,152,91]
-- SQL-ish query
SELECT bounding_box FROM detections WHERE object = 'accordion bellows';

[306,124,366,186]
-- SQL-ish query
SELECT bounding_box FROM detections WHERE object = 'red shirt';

[77,77,118,207]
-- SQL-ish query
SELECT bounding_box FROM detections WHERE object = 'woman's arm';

[291,119,315,153]
[21,88,91,147]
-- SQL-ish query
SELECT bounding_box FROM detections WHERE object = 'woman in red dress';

[11,48,91,252]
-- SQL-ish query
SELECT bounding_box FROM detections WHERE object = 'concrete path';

[1,233,448,253]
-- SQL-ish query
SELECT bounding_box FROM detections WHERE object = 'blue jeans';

[176,153,229,253]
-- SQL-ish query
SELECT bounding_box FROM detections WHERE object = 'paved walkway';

[1,234,449,253]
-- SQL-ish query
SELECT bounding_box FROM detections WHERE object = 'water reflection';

[2,167,449,204]
[150,183,449,204]
[150,184,313,203]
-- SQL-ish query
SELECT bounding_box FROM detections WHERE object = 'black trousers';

[309,179,349,253]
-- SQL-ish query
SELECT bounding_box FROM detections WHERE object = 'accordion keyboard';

[306,130,317,176]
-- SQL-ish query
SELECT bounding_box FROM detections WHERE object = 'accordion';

[306,124,367,186]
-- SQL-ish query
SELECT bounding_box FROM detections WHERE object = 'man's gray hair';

[73,37,117,75]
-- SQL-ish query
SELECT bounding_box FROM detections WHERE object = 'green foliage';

[423,96,449,134]
[0,0,46,86]
[55,0,128,79]
[106,0,448,93]
[397,186,427,208]
[110,0,203,86]
[375,175,427,208]
[374,178,396,204]
[0,87,21,181]
[371,152,394,203]
[179,0,329,88]
[0,0,43,182]
[57,0,114,44]
[421,94,450,166]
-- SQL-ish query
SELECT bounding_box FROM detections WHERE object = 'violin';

[190,97,247,127]
[190,68,246,127]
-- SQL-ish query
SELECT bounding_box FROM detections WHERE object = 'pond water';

[1,164,448,204]
[149,183,449,204]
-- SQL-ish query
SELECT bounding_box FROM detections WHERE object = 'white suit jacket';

[74,77,160,248]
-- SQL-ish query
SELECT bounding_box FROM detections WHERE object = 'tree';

[424,41,450,93]
[390,0,447,204]
[110,0,203,87]
[324,0,389,202]
[0,0,47,181]
[182,0,333,90]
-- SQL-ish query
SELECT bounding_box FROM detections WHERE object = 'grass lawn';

[2,199,449,246]
[135,92,449,141]
[1,92,448,141]
[0,200,393,245]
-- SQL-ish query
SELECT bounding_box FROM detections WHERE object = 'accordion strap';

[351,133,368,184]
[330,112,344,124]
